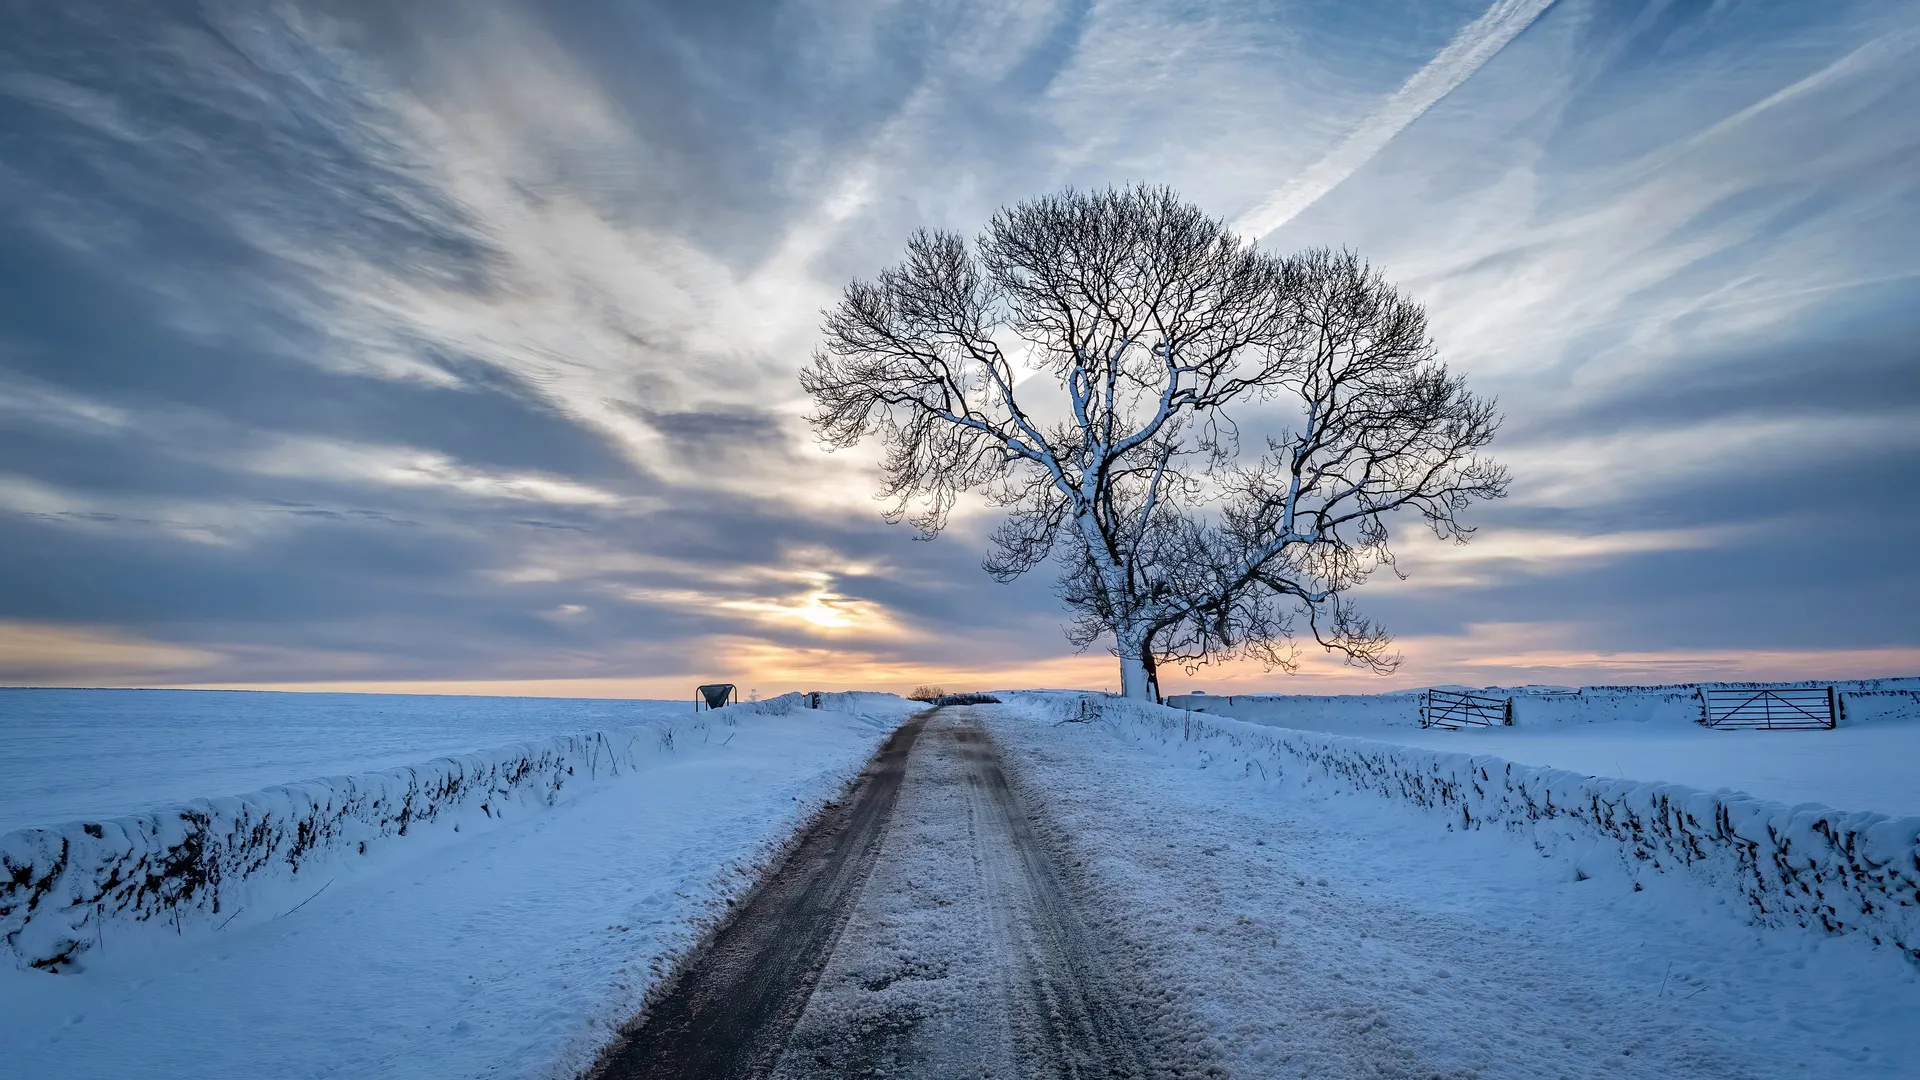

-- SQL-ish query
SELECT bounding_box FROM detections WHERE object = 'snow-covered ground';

[1379,724,1920,816]
[8,685,1915,1078]
[1172,680,1920,817]
[983,700,1920,1078]
[0,689,693,832]
[0,693,914,1080]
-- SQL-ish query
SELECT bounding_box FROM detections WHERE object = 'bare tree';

[802,186,1507,701]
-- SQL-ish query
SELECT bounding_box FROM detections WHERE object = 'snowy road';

[596,707,1190,1079]
[592,714,932,1078]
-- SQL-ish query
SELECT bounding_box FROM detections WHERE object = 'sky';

[0,0,1916,699]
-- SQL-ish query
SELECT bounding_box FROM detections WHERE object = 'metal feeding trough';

[695,683,738,711]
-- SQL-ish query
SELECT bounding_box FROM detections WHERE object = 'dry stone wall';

[1015,693,1920,964]
[1,725,674,972]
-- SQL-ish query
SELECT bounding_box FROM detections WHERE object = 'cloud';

[164,645,1120,700]
[0,0,1915,695]
[1162,623,1920,695]
[1380,524,1749,589]
[0,621,222,681]
[0,371,134,435]
[243,437,634,509]
[1393,623,1920,687]
[1233,0,1558,238]
[1500,413,1920,510]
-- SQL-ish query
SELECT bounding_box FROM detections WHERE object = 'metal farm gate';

[1421,689,1512,729]
[1699,687,1837,730]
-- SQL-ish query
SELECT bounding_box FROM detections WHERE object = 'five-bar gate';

[1699,687,1837,730]
[1422,689,1511,729]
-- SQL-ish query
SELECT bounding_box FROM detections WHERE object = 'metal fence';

[1422,689,1511,729]
[1699,687,1837,730]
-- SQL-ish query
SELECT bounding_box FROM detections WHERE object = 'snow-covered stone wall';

[1017,694,1920,965]
[0,724,680,973]
[1,695,922,974]
[1843,688,1920,725]
[741,690,922,721]
[1170,692,1424,730]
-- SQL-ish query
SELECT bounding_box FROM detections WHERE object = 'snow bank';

[1168,691,1424,730]
[1013,693,1920,964]
[1,694,921,974]
[0,722,686,973]
[983,705,1920,1078]
[1501,680,1920,727]
[0,689,693,833]
[734,690,922,721]
[2,705,900,1079]
[1845,687,1920,724]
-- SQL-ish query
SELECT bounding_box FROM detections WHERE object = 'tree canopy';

[803,185,1507,699]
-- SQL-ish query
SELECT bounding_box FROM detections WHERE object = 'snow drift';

[1,693,922,975]
[740,690,925,717]
[2,719,694,973]
[1016,693,1920,965]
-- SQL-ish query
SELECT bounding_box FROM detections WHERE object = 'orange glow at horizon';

[4,619,1914,701]
[144,642,1920,700]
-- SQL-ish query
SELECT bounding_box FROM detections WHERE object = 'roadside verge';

[1012,692,1920,964]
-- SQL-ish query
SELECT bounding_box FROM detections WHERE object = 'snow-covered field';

[0,689,693,832]
[0,690,915,1079]
[984,700,1920,1078]
[6,684,1916,1079]
[1380,724,1920,816]
[1172,679,1920,817]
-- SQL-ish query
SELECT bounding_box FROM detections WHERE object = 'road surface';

[591,707,1174,1079]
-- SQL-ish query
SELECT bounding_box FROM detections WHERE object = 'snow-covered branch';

[802,188,1507,699]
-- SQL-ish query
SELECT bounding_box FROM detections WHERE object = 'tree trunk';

[1115,625,1157,701]
[1140,641,1162,704]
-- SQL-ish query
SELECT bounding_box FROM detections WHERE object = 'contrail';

[1234,0,1558,239]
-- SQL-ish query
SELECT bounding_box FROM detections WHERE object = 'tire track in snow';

[595,707,1188,1078]
[953,720,1156,1077]
[589,715,929,1080]
[770,709,1175,1078]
